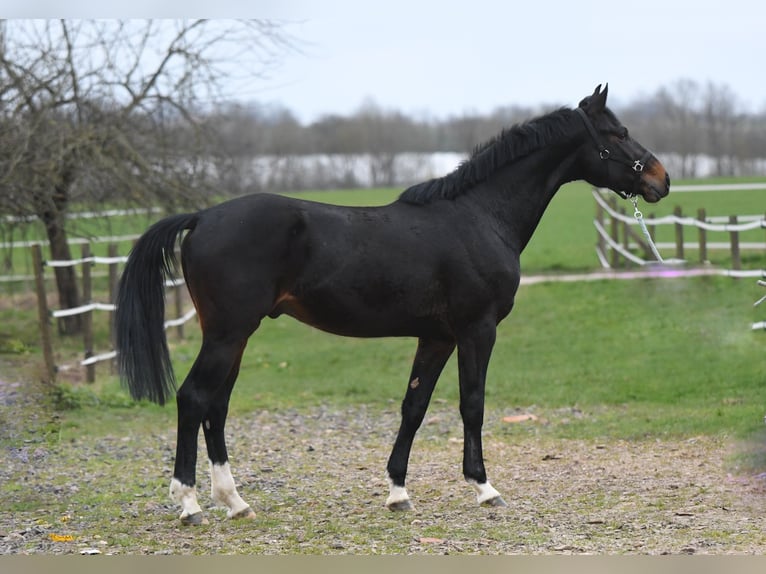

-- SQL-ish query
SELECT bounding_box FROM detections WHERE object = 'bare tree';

[735,111,766,173]
[203,102,304,194]
[447,113,490,154]
[0,19,293,333]
[652,79,704,178]
[701,81,740,176]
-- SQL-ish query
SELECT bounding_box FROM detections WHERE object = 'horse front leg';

[386,338,455,511]
[457,321,507,508]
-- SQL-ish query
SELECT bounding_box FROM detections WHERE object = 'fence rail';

[3,207,162,224]
[593,188,766,270]
[593,185,766,333]
[1,234,142,251]
[32,242,196,384]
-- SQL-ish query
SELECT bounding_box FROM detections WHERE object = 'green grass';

[45,274,765,445]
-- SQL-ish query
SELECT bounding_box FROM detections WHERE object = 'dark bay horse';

[115,85,670,524]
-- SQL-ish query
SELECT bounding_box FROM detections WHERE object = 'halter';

[575,107,653,200]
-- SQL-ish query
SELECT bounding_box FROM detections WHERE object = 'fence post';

[674,206,684,261]
[107,243,119,374]
[81,244,95,383]
[107,243,119,306]
[729,215,741,271]
[32,244,56,384]
[619,206,629,268]
[609,197,620,268]
[697,208,707,264]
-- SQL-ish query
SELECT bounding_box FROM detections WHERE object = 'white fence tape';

[593,188,766,271]
[593,189,766,232]
[3,207,162,224]
[1,234,142,250]
[41,250,196,372]
[46,255,129,268]
[51,302,116,318]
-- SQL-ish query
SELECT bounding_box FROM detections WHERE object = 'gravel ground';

[2,376,766,555]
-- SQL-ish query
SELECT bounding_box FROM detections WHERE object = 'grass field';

[2,179,765,446]
[48,273,764,445]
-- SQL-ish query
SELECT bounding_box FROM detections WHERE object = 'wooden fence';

[31,242,196,384]
[755,279,766,332]
[593,188,766,272]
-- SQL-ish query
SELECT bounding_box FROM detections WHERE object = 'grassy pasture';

[49,273,763,445]
[1,179,766,555]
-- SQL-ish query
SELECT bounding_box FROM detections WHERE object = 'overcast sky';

[10,1,766,122]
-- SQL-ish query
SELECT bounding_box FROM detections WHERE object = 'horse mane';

[398,107,576,205]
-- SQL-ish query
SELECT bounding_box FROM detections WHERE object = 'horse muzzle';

[639,164,671,203]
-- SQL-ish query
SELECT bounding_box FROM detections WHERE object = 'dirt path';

[2,399,766,555]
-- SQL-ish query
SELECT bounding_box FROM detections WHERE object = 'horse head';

[576,84,670,203]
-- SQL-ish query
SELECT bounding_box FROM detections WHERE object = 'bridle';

[575,107,652,200]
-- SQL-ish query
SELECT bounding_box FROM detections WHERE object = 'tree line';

[207,79,766,193]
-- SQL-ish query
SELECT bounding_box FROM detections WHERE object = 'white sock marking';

[385,476,411,507]
[169,478,202,519]
[466,479,502,504]
[210,461,250,517]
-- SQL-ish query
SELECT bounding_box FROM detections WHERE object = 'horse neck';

[470,140,582,254]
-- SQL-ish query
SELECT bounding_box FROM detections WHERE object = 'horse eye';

[618,129,628,141]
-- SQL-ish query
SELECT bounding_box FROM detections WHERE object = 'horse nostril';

[665,173,671,188]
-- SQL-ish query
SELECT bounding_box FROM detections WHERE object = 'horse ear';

[578,83,609,112]
[600,83,609,103]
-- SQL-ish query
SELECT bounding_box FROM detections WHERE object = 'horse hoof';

[230,506,256,520]
[386,499,414,512]
[181,512,209,526]
[481,496,508,508]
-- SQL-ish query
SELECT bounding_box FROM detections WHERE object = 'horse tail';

[115,213,198,405]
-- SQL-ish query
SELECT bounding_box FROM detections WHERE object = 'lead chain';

[631,196,665,263]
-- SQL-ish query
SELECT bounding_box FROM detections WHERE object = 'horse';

[115,85,670,525]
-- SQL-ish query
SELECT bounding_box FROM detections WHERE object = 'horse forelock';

[398,107,575,205]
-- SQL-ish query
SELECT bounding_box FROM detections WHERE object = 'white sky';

[8,1,766,122]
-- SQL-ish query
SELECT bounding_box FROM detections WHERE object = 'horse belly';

[271,282,448,339]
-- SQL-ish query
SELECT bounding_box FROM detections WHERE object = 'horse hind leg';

[203,351,256,520]
[170,333,253,524]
